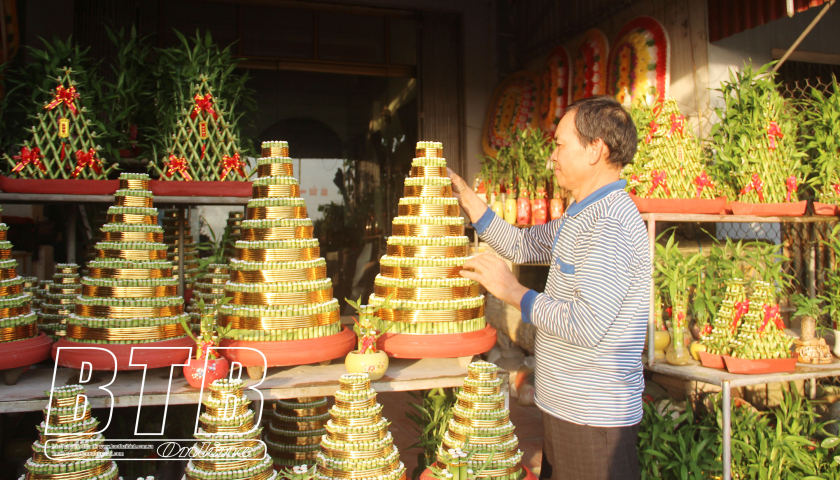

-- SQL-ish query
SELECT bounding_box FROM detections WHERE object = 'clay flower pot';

[503,195,518,224]
[184,357,230,389]
[344,350,389,380]
[550,197,565,220]
[491,196,505,218]
[532,191,548,225]
[517,195,532,225]
[653,330,670,359]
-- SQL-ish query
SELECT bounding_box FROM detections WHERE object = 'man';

[449,95,650,480]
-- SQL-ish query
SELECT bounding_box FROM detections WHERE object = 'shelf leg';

[723,381,731,480]
[647,215,656,366]
[66,205,77,264]
[178,206,186,297]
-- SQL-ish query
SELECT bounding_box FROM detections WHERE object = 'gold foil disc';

[115,196,154,208]
[261,146,289,157]
[0,268,17,279]
[219,310,338,330]
[0,323,37,341]
[253,184,300,198]
[75,304,185,319]
[456,398,505,411]
[235,247,319,262]
[447,430,513,444]
[385,245,468,258]
[229,266,327,283]
[247,206,308,220]
[96,249,167,260]
[410,166,448,177]
[320,445,394,460]
[397,204,460,216]
[334,397,375,409]
[119,179,150,190]
[332,414,381,427]
[377,306,484,323]
[416,147,443,158]
[82,285,178,298]
[391,224,463,237]
[107,214,157,224]
[89,268,173,279]
[380,265,463,279]
[66,324,186,341]
[257,163,294,177]
[452,414,509,427]
[463,384,501,395]
[0,283,23,295]
[102,231,164,242]
[241,226,313,241]
[0,249,11,259]
[373,284,478,300]
[226,289,333,306]
[404,185,452,197]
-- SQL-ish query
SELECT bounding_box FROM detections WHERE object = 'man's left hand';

[460,254,529,311]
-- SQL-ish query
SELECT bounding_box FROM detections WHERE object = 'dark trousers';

[538,412,640,480]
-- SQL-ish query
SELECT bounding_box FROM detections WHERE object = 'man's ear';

[589,138,610,166]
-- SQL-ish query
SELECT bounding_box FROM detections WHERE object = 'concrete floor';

[378,391,543,478]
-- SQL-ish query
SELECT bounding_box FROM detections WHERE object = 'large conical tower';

[217,141,353,372]
[368,141,495,358]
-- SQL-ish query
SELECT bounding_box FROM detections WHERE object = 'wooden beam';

[771,48,840,66]
[236,57,416,77]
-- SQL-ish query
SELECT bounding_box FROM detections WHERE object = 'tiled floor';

[378,391,543,478]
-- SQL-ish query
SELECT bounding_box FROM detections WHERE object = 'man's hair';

[565,95,637,167]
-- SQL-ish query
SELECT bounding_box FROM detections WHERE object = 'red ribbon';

[701,323,713,335]
[11,147,46,174]
[786,175,797,202]
[731,300,750,332]
[630,174,640,183]
[44,85,80,115]
[220,153,246,181]
[739,173,765,202]
[198,340,214,360]
[667,114,685,138]
[645,121,658,144]
[360,335,377,354]
[693,171,714,198]
[676,311,686,327]
[767,121,783,151]
[758,304,783,333]
[647,170,671,197]
[165,154,193,181]
[833,183,840,196]
[71,149,102,178]
[190,94,218,120]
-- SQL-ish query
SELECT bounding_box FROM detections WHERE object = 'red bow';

[758,304,783,333]
[693,171,714,198]
[667,114,685,138]
[676,311,686,327]
[198,340,214,360]
[220,153,246,181]
[360,335,377,354]
[44,85,80,115]
[732,300,750,332]
[833,184,840,196]
[647,170,671,197]
[740,173,765,202]
[11,147,46,174]
[785,175,797,202]
[645,121,658,144]
[767,121,783,151]
[165,154,193,181]
[71,149,102,178]
[190,94,218,120]
[701,323,713,335]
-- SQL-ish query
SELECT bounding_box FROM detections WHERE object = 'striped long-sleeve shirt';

[473,180,650,426]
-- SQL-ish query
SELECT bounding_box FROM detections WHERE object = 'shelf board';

[640,213,836,223]
[644,357,840,388]
[0,193,250,205]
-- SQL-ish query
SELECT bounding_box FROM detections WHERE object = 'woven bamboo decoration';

[315,374,406,480]
[0,213,38,343]
[38,264,81,341]
[4,67,116,179]
[729,281,794,359]
[701,279,748,355]
[265,397,329,469]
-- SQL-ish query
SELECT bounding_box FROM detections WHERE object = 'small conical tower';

[187,263,229,328]
[4,67,115,179]
[315,374,405,480]
[182,379,277,480]
[22,277,39,305]
[701,279,749,355]
[34,280,53,312]
[730,281,793,359]
[21,385,119,480]
[225,211,244,259]
[368,141,494,357]
[0,215,37,341]
[154,76,250,182]
[38,264,81,341]
[161,209,199,289]
[436,361,524,480]
[265,398,329,470]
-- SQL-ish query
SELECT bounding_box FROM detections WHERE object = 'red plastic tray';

[730,201,807,217]
[722,354,798,374]
[421,467,535,480]
[0,333,53,369]
[219,326,355,367]
[0,176,119,195]
[698,351,726,369]
[149,180,252,197]
[53,336,195,371]
[377,325,497,359]
[813,202,839,216]
[630,195,728,215]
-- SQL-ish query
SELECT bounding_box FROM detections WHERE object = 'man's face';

[550,110,590,191]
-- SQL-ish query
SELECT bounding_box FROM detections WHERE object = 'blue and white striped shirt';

[473,180,650,427]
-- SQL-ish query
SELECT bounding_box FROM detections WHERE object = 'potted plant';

[344,295,394,380]
[178,298,235,388]
[655,231,703,365]
[801,77,840,215]
[822,225,840,357]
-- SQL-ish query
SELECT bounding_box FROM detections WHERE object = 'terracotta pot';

[517,196,532,225]
[730,200,807,217]
[219,326,355,367]
[532,198,548,224]
[629,194,728,215]
[813,202,839,216]
[503,198,517,224]
[344,350,389,381]
[723,353,798,374]
[150,180,252,197]
[184,357,230,389]
[376,325,497,359]
[833,330,840,358]
[0,177,119,195]
[53,336,195,371]
[550,197,565,219]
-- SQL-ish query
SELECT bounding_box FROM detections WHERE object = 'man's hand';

[461,254,529,311]
[448,168,488,224]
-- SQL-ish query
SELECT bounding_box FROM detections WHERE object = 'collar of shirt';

[565,179,627,217]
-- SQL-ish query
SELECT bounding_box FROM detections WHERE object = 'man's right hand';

[447,168,488,224]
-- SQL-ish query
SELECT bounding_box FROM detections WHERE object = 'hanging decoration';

[571,29,609,101]
[539,46,571,134]
[481,71,540,157]
[607,16,670,106]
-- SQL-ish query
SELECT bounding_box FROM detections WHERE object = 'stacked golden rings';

[241,226,313,241]
[271,451,319,461]
[404,185,452,197]
[230,266,326,283]
[380,266,462,279]
[0,268,16,279]
[226,289,332,305]
[33,450,101,464]
[268,435,322,446]
[0,323,37,341]
[192,459,258,472]
[49,409,91,424]
[82,285,177,298]
[208,265,230,275]
[66,324,185,341]
[107,214,157,224]
[374,284,478,300]
[472,466,521,477]
[102,231,163,242]
[377,306,484,323]
[0,230,6,240]
[321,445,393,460]
[416,147,443,158]
[448,431,513,444]
[262,146,290,157]
[318,461,401,479]
[257,163,294,177]
[56,266,78,275]
[96,249,167,260]
[120,179,149,190]
[75,304,184,318]
[115,196,153,208]
[463,384,501,395]
[39,307,70,316]
[219,310,338,330]
[386,245,467,258]
[335,397,375,409]
[0,249,11,259]
[339,379,370,391]
[235,247,319,262]
[272,420,324,431]
[201,421,254,434]
[465,450,518,462]
[247,206,308,220]
[55,276,80,284]
[410,166,448,177]
[452,414,509,427]
[27,462,113,480]
[391,224,463,237]
[468,370,498,381]
[89,268,173,279]
[456,399,504,410]
[51,287,80,295]
[253,184,300,198]
[397,204,459,216]
[0,283,23,295]
[275,405,328,417]
[333,414,381,427]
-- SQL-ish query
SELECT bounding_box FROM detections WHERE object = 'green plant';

[178,297,242,360]
[406,388,459,479]
[792,294,825,322]
[821,224,840,330]
[345,295,394,353]
[800,76,840,204]
[654,231,703,325]
[195,216,234,271]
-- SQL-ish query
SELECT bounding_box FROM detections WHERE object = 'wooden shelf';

[640,213,836,223]
[0,193,249,205]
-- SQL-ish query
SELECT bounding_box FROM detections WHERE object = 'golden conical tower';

[34,280,52,312]
[0,211,38,342]
[162,208,200,289]
[39,264,81,341]
[265,397,329,469]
